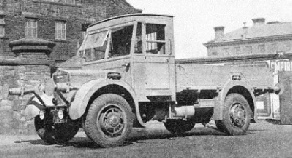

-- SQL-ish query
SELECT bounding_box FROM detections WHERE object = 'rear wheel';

[84,94,134,147]
[164,119,194,135]
[218,93,252,135]
[215,120,225,132]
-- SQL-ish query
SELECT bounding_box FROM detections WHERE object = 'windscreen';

[78,30,108,62]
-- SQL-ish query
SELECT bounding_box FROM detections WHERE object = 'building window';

[64,0,75,4]
[234,46,241,55]
[223,48,230,56]
[244,46,252,54]
[258,44,265,54]
[211,51,218,56]
[0,17,5,38]
[269,42,278,54]
[283,41,291,52]
[25,19,37,38]
[0,25,4,37]
[55,21,66,40]
[44,0,76,5]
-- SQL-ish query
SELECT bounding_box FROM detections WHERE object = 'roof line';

[204,34,292,46]
[90,13,173,27]
[176,53,288,64]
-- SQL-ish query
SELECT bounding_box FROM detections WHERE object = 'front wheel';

[34,116,79,144]
[218,93,252,135]
[34,115,55,144]
[54,122,79,143]
[84,94,134,147]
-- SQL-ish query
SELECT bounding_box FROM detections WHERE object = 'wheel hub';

[230,103,246,127]
[98,104,125,137]
[106,112,121,127]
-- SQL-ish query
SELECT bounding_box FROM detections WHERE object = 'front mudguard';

[24,97,47,120]
[24,103,42,120]
[69,79,137,120]
[68,79,146,127]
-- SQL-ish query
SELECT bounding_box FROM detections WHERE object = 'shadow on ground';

[14,127,230,149]
[265,119,282,125]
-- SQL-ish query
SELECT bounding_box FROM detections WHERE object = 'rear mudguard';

[213,79,256,120]
[68,79,145,126]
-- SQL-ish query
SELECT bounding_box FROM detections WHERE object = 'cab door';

[81,23,135,86]
[132,20,175,102]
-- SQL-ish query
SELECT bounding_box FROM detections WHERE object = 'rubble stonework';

[0,38,55,135]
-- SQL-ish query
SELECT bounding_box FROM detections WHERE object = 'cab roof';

[90,14,174,27]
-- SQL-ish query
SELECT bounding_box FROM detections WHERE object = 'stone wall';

[0,38,54,135]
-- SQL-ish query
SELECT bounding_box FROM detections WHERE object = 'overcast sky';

[126,0,292,59]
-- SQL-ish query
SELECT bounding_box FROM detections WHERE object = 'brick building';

[0,0,141,63]
[204,18,292,120]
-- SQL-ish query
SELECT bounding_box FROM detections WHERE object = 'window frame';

[0,18,5,38]
[81,22,136,65]
[144,23,167,55]
[258,44,265,54]
[234,46,241,55]
[55,21,66,40]
[0,25,4,37]
[133,22,169,56]
[25,18,38,39]
[107,24,134,59]
[222,47,230,56]
[244,45,253,54]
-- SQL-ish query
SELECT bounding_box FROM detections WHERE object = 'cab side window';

[146,24,166,54]
[109,25,134,58]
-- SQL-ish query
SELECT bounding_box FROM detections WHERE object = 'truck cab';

[77,14,176,103]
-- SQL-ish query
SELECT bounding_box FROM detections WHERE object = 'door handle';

[122,63,130,68]
[122,63,130,72]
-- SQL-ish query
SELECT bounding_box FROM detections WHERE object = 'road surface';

[0,120,292,158]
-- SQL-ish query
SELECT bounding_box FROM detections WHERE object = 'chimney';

[242,26,248,39]
[252,18,265,26]
[214,26,224,41]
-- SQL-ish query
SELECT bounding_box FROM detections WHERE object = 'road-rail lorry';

[10,14,280,147]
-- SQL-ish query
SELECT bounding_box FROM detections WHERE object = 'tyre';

[164,119,194,135]
[84,94,134,147]
[34,116,79,144]
[54,122,79,144]
[82,120,94,141]
[215,120,225,132]
[219,93,252,135]
[34,115,55,144]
